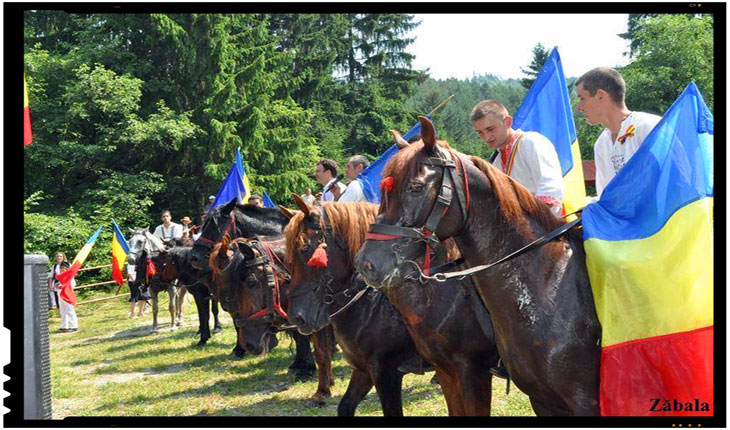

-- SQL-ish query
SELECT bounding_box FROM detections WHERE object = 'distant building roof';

[583,160,596,182]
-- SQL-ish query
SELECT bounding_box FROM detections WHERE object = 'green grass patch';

[49,293,534,417]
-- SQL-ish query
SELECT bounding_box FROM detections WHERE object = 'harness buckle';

[323,294,334,305]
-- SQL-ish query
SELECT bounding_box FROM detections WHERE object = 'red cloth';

[55,262,80,306]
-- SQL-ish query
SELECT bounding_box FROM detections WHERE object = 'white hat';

[208,195,215,200]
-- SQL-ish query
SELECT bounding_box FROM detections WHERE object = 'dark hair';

[161,210,172,217]
[61,261,71,269]
[318,158,338,176]
[575,67,626,105]
[348,155,370,170]
[249,194,262,201]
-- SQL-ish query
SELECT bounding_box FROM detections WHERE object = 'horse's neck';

[235,209,285,237]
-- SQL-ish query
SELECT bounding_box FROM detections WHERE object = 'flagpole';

[428,94,455,116]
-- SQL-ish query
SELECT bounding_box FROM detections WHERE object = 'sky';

[406,14,631,81]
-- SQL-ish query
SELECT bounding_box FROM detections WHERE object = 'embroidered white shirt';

[594,111,661,197]
[321,178,346,203]
[337,179,367,203]
[492,130,565,215]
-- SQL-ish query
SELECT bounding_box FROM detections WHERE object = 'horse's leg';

[337,368,373,417]
[212,299,222,333]
[151,289,159,333]
[168,286,178,332]
[289,331,316,382]
[456,364,492,416]
[370,364,404,416]
[176,285,186,327]
[191,286,210,346]
[433,368,466,416]
[310,330,334,405]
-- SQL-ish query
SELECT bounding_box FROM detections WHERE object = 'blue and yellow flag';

[211,149,252,211]
[263,191,276,208]
[512,47,586,215]
[359,115,432,204]
[111,219,130,286]
[582,82,713,416]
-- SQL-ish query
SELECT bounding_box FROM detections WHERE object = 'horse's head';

[283,196,378,335]
[355,116,470,288]
[126,228,151,266]
[210,237,282,355]
[191,199,238,270]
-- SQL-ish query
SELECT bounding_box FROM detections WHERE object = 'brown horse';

[209,236,337,405]
[355,116,601,416]
[286,197,500,416]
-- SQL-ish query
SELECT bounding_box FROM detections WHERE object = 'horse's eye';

[301,244,312,253]
[408,181,425,192]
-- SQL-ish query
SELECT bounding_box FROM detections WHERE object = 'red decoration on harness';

[380,176,394,194]
[306,243,329,267]
[146,258,157,276]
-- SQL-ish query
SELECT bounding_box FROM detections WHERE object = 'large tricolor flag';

[512,47,586,216]
[359,115,432,204]
[582,82,713,416]
[111,219,130,286]
[211,148,252,211]
[262,191,276,208]
[55,226,104,306]
[24,74,33,146]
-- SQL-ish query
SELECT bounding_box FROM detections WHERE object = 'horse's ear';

[418,115,437,152]
[279,205,297,219]
[391,130,409,150]
[129,228,136,233]
[223,198,237,213]
[237,241,256,260]
[291,193,311,216]
[145,227,150,233]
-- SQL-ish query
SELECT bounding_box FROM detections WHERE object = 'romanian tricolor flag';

[56,226,104,306]
[24,74,33,146]
[111,219,130,286]
[512,47,586,216]
[582,82,713,416]
[211,148,252,211]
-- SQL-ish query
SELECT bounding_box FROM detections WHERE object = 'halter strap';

[246,240,288,320]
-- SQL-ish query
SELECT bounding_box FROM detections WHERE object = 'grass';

[48,290,535,417]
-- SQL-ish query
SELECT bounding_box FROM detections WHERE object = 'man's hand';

[331,185,343,200]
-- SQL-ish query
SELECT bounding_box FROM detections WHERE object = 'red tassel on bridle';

[146,258,157,276]
[306,242,329,267]
[380,176,394,194]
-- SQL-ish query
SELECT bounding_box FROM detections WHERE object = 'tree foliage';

[520,43,550,90]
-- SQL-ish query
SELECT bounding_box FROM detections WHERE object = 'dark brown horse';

[355,116,601,416]
[283,199,434,416]
[209,236,337,405]
[287,197,500,416]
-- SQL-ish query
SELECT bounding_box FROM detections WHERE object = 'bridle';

[365,145,470,277]
[288,207,372,320]
[196,209,240,251]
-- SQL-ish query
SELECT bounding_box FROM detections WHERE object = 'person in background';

[332,155,370,202]
[248,194,264,207]
[47,252,65,312]
[471,99,564,216]
[314,158,345,204]
[575,67,662,198]
[202,195,216,224]
[301,188,317,206]
[52,256,78,332]
[127,262,149,318]
[180,216,195,238]
[153,210,183,247]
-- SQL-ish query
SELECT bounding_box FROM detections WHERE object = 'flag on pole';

[111,219,130,286]
[359,115,432,204]
[582,82,713,416]
[210,149,252,211]
[24,74,33,146]
[512,47,586,216]
[56,226,104,306]
[262,191,276,208]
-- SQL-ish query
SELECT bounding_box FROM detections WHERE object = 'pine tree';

[520,43,550,90]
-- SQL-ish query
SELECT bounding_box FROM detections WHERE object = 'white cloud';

[408,14,631,80]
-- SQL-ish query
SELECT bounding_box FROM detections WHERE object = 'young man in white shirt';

[314,158,346,204]
[471,100,565,216]
[153,210,183,247]
[333,155,370,203]
[576,67,661,198]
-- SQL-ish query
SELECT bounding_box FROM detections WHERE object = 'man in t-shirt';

[576,67,661,198]
[153,210,183,247]
[332,155,370,202]
[314,158,346,204]
[471,99,565,216]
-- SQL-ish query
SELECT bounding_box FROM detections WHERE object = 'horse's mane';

[284,202,379,282]
[469,155,564,233]
[232,204,289,236]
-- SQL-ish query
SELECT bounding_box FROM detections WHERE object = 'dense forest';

[24,12,714,277]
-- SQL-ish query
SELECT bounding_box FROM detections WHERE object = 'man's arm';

[524,136,564,209]
[337,180,364,203]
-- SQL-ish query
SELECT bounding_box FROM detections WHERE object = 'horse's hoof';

[171,326,179,332]
[196,340,207,347]
[230,349,246,359]
[309,393,329,406]
[294,372,315,383]
[151,328,159,334]
[213,326,222,334]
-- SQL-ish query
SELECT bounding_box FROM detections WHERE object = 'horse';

[126,229,187,333]
[355,116,601,416]
[288,192,500,415]
[158,247,225,346]
[194,200,336,403]
[283,199,438,417]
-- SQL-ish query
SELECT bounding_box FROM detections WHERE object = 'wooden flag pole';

[428,94,455,116]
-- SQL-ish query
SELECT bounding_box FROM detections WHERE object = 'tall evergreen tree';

[520,43,550,90]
